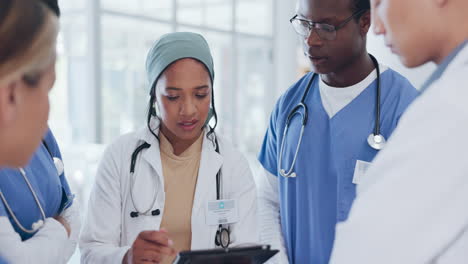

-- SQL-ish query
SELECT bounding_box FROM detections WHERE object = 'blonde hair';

[0,0,59,86]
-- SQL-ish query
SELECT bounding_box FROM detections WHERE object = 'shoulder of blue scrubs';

[0,256,8,264]
[380,68,419,123]
[43,128,74,211]
[258,72,315,176]
[43,129,62,158]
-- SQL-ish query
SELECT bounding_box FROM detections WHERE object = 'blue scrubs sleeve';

[43,129,74,210]
[394,76,420,124]
[258,99,282,176]
[0,256,8,264]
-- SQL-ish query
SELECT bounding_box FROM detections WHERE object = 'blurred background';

[49,0,435,262]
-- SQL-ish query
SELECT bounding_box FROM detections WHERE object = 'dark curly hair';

[40,0,60,17]
[351,0,370,20]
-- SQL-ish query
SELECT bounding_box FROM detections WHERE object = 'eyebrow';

[195,85,210,90]
[297,13,337,24]
[166,85,210,91]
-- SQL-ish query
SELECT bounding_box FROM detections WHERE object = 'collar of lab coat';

[445,41,468,74]
[134,118,224,212]
[421,40,468,92]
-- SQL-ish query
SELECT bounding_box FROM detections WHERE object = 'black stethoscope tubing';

[279,54,384,178]
[129,132,230,248]
[290,54,382,134]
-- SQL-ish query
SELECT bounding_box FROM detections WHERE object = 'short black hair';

[40,0,60,16]
[352,0,370,12]
[351,0,369,20]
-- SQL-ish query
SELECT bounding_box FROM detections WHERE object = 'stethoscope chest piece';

[0,168,47,234]
[367,133,386,150]
[279,169,297,178]
[31,219,44,231]
[215,227,230,249]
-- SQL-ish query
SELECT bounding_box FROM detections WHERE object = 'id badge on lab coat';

[205,199,239,226]
[353,160,372,184]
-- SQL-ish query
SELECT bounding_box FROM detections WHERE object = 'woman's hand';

[53,215,71,237]
[123,229,177,264]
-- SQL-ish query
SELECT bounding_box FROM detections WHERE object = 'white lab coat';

[330,44,468,263]
[256,166,289,264]
[0,201,80,264]
[79,119,259,263]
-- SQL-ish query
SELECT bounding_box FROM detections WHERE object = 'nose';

[371,10,385,35]
[305,27,323,47]
[180,97,197,118]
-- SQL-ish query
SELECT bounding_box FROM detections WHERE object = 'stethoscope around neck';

[279,54,386,178]
[0,157,65,234]
[128,132,231,248]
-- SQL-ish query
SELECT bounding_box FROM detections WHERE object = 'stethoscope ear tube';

[129,141,159,218]
[0,168,46,234]
[369,54,381,137]
[278,54,386,178]
[286,103,308,126]
[368,54,387,150]
[213,135,231,248]
[130,142,151,173]
[129,135,231,248]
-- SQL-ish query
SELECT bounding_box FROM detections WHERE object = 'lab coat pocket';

[124,205,160,246]
[124,212,144,245]
[191,206,216,250]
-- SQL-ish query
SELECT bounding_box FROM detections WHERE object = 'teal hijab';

[145,32,215,94]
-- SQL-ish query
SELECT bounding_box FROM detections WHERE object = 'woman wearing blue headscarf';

[80,32,259,264]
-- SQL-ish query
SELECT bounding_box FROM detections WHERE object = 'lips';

[309,56,328,65]
[177,119,199,131]
[305,52,328,65]
[385,40,397,53]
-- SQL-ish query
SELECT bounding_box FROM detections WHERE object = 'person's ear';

[360,11,372,36]
[0,80,19,125]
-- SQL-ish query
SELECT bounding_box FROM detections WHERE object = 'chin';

[7,142,38,168]
[399,54,427,68]
[6,154,30,168]
[397,46,435,68]
[175,127,204,141]
[308,63,332,75]
[309,65,327,74]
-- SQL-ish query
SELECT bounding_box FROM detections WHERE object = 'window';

[101,16,171,141]
[54,0,276,146]
[50,1,293,262]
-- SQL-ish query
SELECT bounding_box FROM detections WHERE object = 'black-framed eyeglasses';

[290,9,367,41]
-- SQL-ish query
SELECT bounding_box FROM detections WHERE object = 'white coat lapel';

[192,134,223,214]
[141,141,163,182]
[135,119,164,192]
[135,119,164,179]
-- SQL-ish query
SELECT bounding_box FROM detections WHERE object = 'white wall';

[273,0,299,97]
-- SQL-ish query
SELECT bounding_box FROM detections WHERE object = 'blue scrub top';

[0,129,73,241]
[0,256,7,264]
[258,69,419,263]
